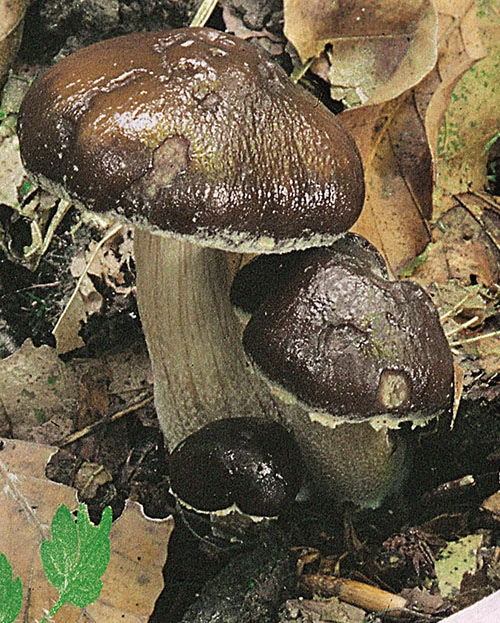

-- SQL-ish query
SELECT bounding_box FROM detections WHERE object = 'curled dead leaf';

[410,196,500,287]
[335,1,488,273]
[433,3,499,213]
[341,92,433,274]
[284,0,438,107]
[0,339,78,443]
[425,0,487,193]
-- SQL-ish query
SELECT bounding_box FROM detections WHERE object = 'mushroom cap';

[169,417,303,518]
[17,27,364,253]
[242,236,454,423]
[231,234,387,315]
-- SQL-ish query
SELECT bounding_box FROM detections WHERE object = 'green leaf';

[0,553,23,623]
[41,504,112,610]
[41,505,79,591]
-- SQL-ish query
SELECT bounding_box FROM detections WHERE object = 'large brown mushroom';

[17,28,374,499]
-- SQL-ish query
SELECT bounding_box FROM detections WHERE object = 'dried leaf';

[341,93,433,274]
[410,197,500,287]
[434,4,499,211]
[0,0,27,86]
[435,533,484,598]
[284,0,438,107]
[425,0,488,192]
[0,440,173,622]
[0,440,76,622]
[481,490,500,519]
[53,223,123,355]
[0,135,25,208]
[338,1,488,273]
[0,340,78,443]
[85,500,173,622]
[284,597,366,623]
[222,6,285,56]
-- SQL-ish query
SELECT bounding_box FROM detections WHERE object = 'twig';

[24,199,72,261]
[445,315,480,337]
[190,0,218,27]
[449,329,500,347]
[300,575,409,619]
[58,395,153,447]
[440,291,476,322]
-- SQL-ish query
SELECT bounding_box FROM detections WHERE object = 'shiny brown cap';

[17,27,364,253]
[242,236,454,423]
[169,417,303,517]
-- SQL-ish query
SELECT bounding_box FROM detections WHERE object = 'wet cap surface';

[169,417,303,517]
[243,238,454,421]
[18,27,364,253]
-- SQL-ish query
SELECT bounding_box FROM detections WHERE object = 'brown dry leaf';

[433,2,499,213]
[481,490,500,519]
[410,196,500,287]
[0,134,25,208]
[0,439,173,622]
[0,0,27,86]
[0,339,78,443]
[0,439,78,622]
[425,0,489,195]
[284,0,438,107]
[284,597,366,623]
[341,93,433,275]
[338,1,487,273]
[222,6,285,56]
[53,223,124,355]
[86,227,135,295]
[473,334,500,378]
[85,499,174,622]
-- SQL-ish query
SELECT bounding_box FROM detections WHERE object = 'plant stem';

[39,597,65,623]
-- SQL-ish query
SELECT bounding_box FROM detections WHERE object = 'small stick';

[58,395,153,447]
[445,315,480,337]
[190,0,218,27]
[449,329,500,347]
[300,575,408,618]
[440,290,477,323]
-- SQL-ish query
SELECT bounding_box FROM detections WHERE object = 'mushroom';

[17,28,368,496]
[239,235,454,506]
[169,417,303,519]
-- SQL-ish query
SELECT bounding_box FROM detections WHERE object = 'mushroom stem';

[133,228,277,449]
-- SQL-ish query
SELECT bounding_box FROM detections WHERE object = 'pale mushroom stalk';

[133,230,278,447]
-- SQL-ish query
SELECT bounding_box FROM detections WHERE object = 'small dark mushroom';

[169,417,303,519]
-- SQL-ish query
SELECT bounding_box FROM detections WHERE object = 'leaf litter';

[0,439,173,622]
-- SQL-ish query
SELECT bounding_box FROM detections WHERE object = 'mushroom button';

[17,27,364,454]
[169,417,303,519]
[240,234,454,507]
